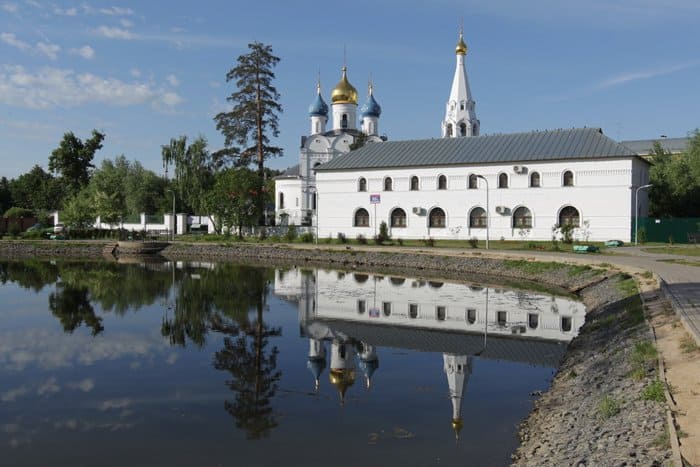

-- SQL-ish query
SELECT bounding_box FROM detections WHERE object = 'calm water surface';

[0,260,585,466]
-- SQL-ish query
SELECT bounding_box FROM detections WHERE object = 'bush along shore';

[0,241,673,464]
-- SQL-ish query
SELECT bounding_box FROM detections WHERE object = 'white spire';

[443,354,472,440]
[442,28,479,138]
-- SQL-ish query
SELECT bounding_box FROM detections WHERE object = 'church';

[276,32,650,243]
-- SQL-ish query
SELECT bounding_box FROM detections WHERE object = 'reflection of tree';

[211,267,282,440]
[49,283,104,336]
[0,260,60,292]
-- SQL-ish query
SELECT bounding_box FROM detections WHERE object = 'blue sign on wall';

[370,194,381,204]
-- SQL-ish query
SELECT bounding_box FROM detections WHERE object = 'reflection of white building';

[275,267,585,435]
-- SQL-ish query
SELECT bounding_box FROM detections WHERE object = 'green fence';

[634,217,700,244]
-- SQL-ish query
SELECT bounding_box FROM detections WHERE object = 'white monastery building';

[276,31,650,242]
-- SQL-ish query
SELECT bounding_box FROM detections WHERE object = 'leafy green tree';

[61,188,96,231]
[162,135,214,214]
[205,168,261,235]
[3,207,34,219]
[0,177,12,215]
[649,131,700,217]
[9,165,63,212]
[91,157,128,225]
[49,130,104,196]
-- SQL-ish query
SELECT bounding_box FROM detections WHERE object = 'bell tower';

[442,28,479,138]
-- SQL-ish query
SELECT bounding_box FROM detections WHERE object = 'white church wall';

[316,157,639,242]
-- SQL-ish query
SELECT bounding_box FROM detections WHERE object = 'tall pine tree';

[214,42,282,180]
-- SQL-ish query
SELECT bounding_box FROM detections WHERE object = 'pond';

[0,259,585,466]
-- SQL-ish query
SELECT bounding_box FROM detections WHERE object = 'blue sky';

[1,0,699,179]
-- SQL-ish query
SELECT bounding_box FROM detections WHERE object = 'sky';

[1,0,699,179]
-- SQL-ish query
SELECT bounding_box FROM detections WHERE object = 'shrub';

[7,222,21,237]
[3,206,33,219]
[323,235,333,244]
[560,223,575,244]
[468,237,478,248]
[285,225,298,242]
[637,227,647,244]
[356,234,367,245]
[642,380,665,402]
[597,395,621,419]
[397,238,404,246]
[337,232,347,244]
[300,231,315,243]
[258,227,268,241]
[377,221,390,245]
[421,237,435,247]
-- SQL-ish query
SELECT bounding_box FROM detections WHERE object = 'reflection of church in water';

[274,268,585,438]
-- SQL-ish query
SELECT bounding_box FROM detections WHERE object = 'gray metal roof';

[620,137,689,155]
[315,319,567,367]
[316,128,637,172]
[274,164,300,179]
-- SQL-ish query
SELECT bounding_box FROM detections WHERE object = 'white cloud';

[36,41,60,60]
[160,92,183,107]
[36,376,60,395]
[95,25,133,40]
[1,2,18,13]
[129,68,140,77]
[99,6,133,16]
[1,385,29,402]
[1,32,30,51]
[67,378,94,392]
[69,45,95,59]
[24,0,39,7]
[596,61,700,89]
[166,74,179,87]
[98,398,131,411]
[53,6,77,16]
[120,18,134,28]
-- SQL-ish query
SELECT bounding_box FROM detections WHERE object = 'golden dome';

[331,67,358,105]
[329,368,356,404]
[451,418,464,438]
[455,33,468,55]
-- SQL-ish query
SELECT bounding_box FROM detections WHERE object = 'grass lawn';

[641,246,700,257]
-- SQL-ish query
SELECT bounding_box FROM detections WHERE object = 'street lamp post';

[634,184,653,245]
[166,189,175,241]
[476,175,489,249]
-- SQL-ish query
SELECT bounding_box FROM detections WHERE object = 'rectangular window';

[497,311,507,326]
[382,302,391,317]
[436,305,446,321]
[357,300,366,314]
[409,303,418,319]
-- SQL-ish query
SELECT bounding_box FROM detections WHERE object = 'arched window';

[446,124,453,137]
[468,174,478,189]
[358,177,367,192]
[354,274,368,284]
[354,208,370,227]
[563,170,574,187]
[559,206,580,227]
[429,207,446,228]
[384,177,393,191]
[341,114,348,129]
[512,206,533,228]
[311,193,317,210]
[530,172,541,188]
[438,175,447,190]
[459,122,467,136]
[278,192,284,209]
[469,207,487,228]
[390,208,407,228]
[410,176,419,191]
[467,308,476,324]
[498,173,508,188]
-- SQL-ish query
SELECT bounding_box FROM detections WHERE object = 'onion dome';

[329,368,356,405]
[307,357,327,393]
[452,417,464,440]
[455,32,468,55]
[360,83,381,118]
[308,82,329,117]
[331,66,358,105]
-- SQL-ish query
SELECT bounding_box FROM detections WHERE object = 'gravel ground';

[0,240,673,465]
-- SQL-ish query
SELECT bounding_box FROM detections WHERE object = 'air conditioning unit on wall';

[513,165,527,174]
[412,207,424,215]
[495,206,508,214]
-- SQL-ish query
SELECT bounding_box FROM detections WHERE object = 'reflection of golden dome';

[331,67,358,104]
[451,418,464,439]
[455,33,468,55]
[329,368,356,404]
